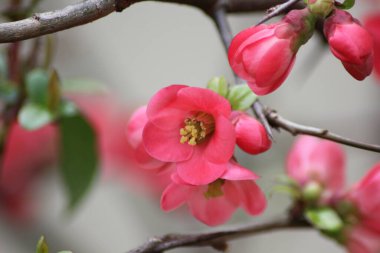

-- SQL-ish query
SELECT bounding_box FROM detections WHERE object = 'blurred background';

[0,1,379,252]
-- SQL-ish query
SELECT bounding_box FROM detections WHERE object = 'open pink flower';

[348,163,380,233]
[364,14,380,78]
[127,106,168,170]
[230,111,271,155]
[345,224,380,253]
[228,9,315,95]
[286,136,345,193]
[324,9,374,80]
[143,85,235,185]
[161,160,266,226]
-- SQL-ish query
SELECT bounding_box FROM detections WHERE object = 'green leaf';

[25,69,49,106]
[227,84,257,111]
[305,207,344,233]
[59,114,98,209]
[0,80,18,103]
[48,70,61,112]
[336,0,355,9]
[207,76,228,97]
[272,185,301,199]
[18,103,54,130]
[36,236,49,253]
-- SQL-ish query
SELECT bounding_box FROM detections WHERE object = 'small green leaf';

[227,84,257,111]
[59,114,98,209]
[305,207,344,233]
[25,69,49,106]
[48,70,61,112]
[207,76,228,97]
[18,103,54,130]
[335,0,355,9]
[36,236,49,253]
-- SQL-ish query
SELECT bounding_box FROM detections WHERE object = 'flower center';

[179,112,215,146]
[204,179,225,199]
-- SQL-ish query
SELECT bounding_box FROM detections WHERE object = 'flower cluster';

[228,2,374,95]
[127,84,271,226]
[284,136,380,253]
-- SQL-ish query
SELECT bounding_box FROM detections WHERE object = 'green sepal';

[335,0,355,10]
[305,207,344,233]
[207,76,228,97]
[227,84,257,111]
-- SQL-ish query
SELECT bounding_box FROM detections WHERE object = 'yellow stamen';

[179,112,215,146]
[204,179,225,199]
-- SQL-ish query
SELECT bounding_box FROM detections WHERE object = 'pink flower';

[143,85,235,185]
[228,9,315,95]
[161,160,266,226]
[345,224,380,253]
[286,136,345,193]
[348,163,380,233]
[0,122,58,220]
[230,111,271,155]
[127,106,169,170]
[364,14,380,78]
[324,9,374,80]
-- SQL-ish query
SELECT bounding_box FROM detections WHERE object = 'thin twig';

[265,109,380,153]
[256,0,302,25]
[127,218,309,253]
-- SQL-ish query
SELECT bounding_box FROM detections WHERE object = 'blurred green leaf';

[59,114,98,209]
[305,207,344,233]
[227,84,257,111]
[336,0,355,9]
[0,80,18,103]
[273,185,301,199]
[207,76,228,97]
[26,69,49,106]
[48,70,61,112]
[62,79,107,94]
[36,236,49,253]
[18,103,54,130]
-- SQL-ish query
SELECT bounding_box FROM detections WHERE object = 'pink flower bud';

[324,10,374,80]
[348,163,380,233]
[230,111,271,155]
[345,224,380,253]
[364,14,380,78]
[286,136,345,193]
[228,8,315,95]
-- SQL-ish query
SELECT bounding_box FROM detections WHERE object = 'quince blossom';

[143,85,235,185]
[161,160,266,226]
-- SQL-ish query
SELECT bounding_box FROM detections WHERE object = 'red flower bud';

[364,14,380,78]
[324,10,374,80]
[228,8,315,95]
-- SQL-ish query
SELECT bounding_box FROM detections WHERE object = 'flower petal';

[235,180,266,215]
[143,122,193,162]
[222,160,259,181]
[177,145,227,185]
[161,182,190,211]
[204,116,235,164]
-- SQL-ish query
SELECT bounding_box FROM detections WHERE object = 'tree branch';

[265,108,380,153]
[127,218,309,253]
[0,0,295,43]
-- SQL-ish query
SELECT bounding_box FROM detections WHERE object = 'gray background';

[0,1,379,252]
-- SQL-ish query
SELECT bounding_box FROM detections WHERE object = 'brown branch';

[265,108,380,153]
[0,0,295,43]
[127,218,309,253]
